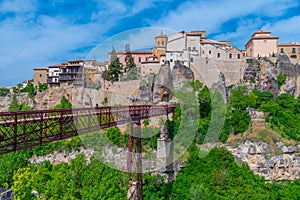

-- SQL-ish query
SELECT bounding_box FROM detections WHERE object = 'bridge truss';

[0,105,175,200]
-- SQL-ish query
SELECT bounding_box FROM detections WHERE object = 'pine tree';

[108,47,123,82]
[124,44,138,80]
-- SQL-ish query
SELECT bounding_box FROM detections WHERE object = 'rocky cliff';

[136,61,194,104]
[0,93,35,112]
[225,141,300,181]
[243,55,300,97]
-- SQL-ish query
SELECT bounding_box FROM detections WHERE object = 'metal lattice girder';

[0,105,175,155]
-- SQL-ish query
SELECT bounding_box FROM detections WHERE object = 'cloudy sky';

[0,0,299,86]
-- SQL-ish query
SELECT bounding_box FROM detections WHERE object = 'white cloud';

[0,13,105,86]
[0,0,37,13]
[213,18,265,49]
[152,0,298,33]
[262,16,300,43]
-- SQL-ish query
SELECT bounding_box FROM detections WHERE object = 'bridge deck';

[0,105,175,155]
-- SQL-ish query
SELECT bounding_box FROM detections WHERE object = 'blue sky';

[0,0,300,87]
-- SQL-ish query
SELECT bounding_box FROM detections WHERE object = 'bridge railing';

[0,105,175,155]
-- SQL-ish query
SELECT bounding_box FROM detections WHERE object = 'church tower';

[153,31,168,60]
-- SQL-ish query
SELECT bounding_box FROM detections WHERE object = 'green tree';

[294,95,300,114]
[230,109,251,134]
[189,80,203,91]
[12,168,35,200]
[124,44,138,80]
[143,118,150,127]
[8,95,22,111]
[252,88,274,106]
[198,86,211,118]
[0,152,29,187]
[54,96,72,109]
[229,86,249,110]
[277,72,286,89]
[276,93,296,110]
[21,81,35,98]
[37,83,48,92]
[0,87,10,96]
[108,47,123,82]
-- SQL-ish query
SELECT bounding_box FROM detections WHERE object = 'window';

[217,53,220,58]
[158,41,160,45]
[209,51,211,54]
[193,47,196,50]
[146,57,148,61]
[237,54,240,59]
[162,41,164,45]
[280,48,284,53]
[188,47,191,50]
[170,59,173,62]
[39,74,42,77]
[292,48,296,53]
[190,57,194,62]
[229,53,232,59]
[139,57,141,62]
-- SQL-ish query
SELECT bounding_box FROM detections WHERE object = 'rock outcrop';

[211,72,228,102]
[29,147,95,165]
[171,60,194,90]
[0,93,35,112]
[138,61,194,104]
[243,55,300,97]
[225,141,300,181]
[35,84,74,110]
[153,62,173,104]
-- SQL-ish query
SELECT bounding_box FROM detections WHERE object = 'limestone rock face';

[136,73,155,104]
[171,60,194,90]
[35,84,74,110]
[243,56,300,97]
[153,63,172,104]
[276,54,300,96]
[225,141,300,181]
[0,93,35,112]
[141,61,194,104]
[243,59,261,83]
[211,72,228,102]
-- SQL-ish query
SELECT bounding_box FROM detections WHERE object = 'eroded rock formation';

[225,141,300,181]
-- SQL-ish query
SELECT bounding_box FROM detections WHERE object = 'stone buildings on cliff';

[33,29,299,90]
[165,30,244,85]
[245,30,299,63]
[33,60,107,89]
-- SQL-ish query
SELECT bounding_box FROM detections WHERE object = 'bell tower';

[153,30,168,60]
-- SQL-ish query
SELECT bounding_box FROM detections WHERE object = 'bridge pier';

[127,120,143,200]
[157,125,175,184]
